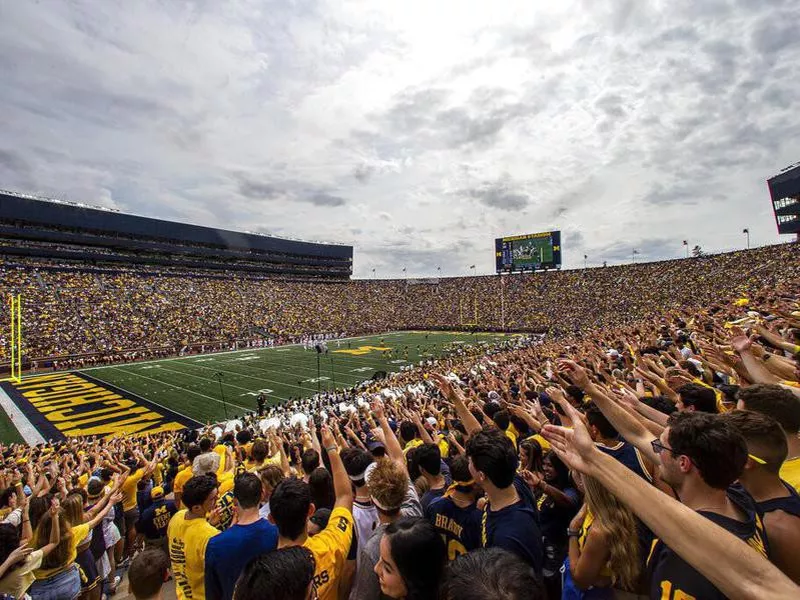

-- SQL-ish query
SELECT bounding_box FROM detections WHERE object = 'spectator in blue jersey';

[414,444,450,512]
[136,487,177,554]
[465,427,543,574]
[205,473,278,600]
[585,405,654,483]
[425,455,482,558]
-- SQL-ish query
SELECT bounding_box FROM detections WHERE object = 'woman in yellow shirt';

[0,498,61,600]
[29,491,120,600]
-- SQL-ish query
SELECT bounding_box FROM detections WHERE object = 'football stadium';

[2,3,800,600]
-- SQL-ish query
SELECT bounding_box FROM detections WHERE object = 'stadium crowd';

[2,243,798,368]
[0,258,799,599]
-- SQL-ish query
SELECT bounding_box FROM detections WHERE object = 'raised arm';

[371,399,404,465]
[541,405,799,600]
[557,360,660,465]
[40,498,62,557]
[431,374,482,435]
[732,334,782,385]
[321,426,353,512]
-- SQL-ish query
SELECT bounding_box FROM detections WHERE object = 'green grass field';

[72,331,512,424]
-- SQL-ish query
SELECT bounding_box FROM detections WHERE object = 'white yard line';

[0,386,45,445]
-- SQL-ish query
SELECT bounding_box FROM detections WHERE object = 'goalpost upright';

[4,294,22,383]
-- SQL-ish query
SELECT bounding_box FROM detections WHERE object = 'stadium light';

[632,249,639,264]
[683,240,689,258]
[743,228,750,249]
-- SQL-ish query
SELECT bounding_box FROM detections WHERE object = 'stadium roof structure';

[0,190,352,258]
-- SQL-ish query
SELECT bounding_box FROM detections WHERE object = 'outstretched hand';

[556,359,590,389]
[541,399,599,475]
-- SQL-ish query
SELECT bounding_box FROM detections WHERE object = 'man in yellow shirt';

[167,474,220,600]
[173,445,202,508]
[270,427,354,600]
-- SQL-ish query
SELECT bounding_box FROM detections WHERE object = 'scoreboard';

[495,230,561,273]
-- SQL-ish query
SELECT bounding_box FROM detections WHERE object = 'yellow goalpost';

[3,294,22,383]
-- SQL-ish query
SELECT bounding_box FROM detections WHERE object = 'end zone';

[0,372,201,441]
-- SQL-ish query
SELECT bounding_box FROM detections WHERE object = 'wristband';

[567,528,581,538]
[325,445,339,453]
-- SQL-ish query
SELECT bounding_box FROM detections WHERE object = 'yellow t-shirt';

[167,510,219,600]
[153,461,164,486]
[78,473,89,488]
[304,506,354,600]
[213,445,228,474]
[780,457,800,493]
[579,511,612,578]
[436,435,450,459]
[218,471,235,496]
[35,522,90,579]
[122,468,145,512]
[504,428,518,449]
[173,466,193,498]
[524,433,551,454]
[403,438,424,456]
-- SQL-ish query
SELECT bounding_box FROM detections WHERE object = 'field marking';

[160,359,332,395]
[99,366,253,413]
[67,332,512,415]
[78,368,205,425]
[76,333,394,373]
[0,386,45,445]
[73,331,493,374]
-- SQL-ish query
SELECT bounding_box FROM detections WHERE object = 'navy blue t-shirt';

[482,475,543,574]
[205,519,279,600]
[426,496,482,558]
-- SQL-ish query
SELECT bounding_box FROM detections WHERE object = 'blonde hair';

[61,494,84,528]
[582,474,640,591]
[35,511,71,570]
[368,458,409,513]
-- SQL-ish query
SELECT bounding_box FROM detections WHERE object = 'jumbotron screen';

[495,230,562,273]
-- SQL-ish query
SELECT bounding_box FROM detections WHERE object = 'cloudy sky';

[1,0,798,277]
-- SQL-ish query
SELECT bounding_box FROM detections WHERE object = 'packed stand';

[2,243,798,369]
[1,273,799,598]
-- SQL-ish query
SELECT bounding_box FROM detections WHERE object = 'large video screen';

[495,230,561,273]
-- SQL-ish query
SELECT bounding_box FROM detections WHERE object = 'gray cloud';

[0,0,798,278]
[468,186,529,211]
[239,180,283,200]
[238,177,347,207]
[309,192,347,207]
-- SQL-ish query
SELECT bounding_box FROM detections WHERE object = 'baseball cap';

[309,508,331,530]
[150,486,165,499]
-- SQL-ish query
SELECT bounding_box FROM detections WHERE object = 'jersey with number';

[647,488,767,600]
[304,506,354,600]
[425,496,482,560]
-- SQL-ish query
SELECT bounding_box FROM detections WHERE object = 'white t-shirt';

[2,508,22,527]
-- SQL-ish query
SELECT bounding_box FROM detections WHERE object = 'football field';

[0,332,513,441]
